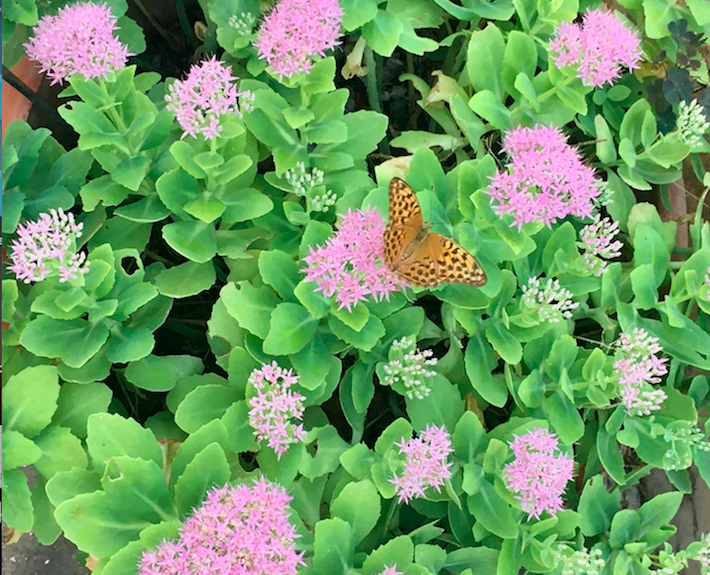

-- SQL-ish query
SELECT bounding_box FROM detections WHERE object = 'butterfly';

[383,177,487,288]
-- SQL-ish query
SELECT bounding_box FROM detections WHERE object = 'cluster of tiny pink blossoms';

[8,209,90,284]
[248,362,306,459]
[390,425,453,504]
[255,0,343,78]
[165,56,254,140]
[549,9,643,87]
[24,1,131,85]
[138,478,304,575]
[378,566,403,575]
[579,215,624,276]
[612,328,668,416]
[486,125,602,229]
[301,208,406,311]
[503,428,575,520]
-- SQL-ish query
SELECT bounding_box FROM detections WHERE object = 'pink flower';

[301,208,406,311]
[549,9,642,87]
[24,2,131,85]
[7,209,89,284]
[485,125,602,229]
[378,566,403,575]
[165,56,254,140]
[579,214,624,276]
[248,362,305,459]
[613,328,668,416]
[138,478,304,575]
[504,428,575,520]
[390,425,453,504]
[255,0,343,78]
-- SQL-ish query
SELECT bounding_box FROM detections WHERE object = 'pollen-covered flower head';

[549,8,642,87]
[247,361,305,459]
[486,125,602,229]
[612,328,668,416]
[165,56,254,140]
[255,0,343,78]
[24,1,132,85]
[301,208,406,311]
[390,425,453,504]
[138,477,304,575]
[504,428,575,520]
[7,209,89,284]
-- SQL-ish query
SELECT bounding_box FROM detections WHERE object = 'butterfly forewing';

[384,177,487,288]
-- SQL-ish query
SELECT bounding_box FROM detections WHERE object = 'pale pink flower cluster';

[613,328,668,416]
[390,425,453,504]
[165,56,254,140]
[486,125,602,229]
[255,0,343,78]
[301,208,406,311]
[579,215,624,276]
[24,1,131,85]
[378,566,403,575]
[549,9,642,87]
[138,478,304,575]
[248,362,305,459]
[8,209,89,284]
[504,428,575,520]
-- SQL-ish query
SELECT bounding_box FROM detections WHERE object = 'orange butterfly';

[383,177,487,288]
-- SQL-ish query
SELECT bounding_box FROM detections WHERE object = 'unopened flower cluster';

[579,215,624,276]
[705,267,710,291]
[382,337,438,399]
[138,478,304,575]
[301,208,406,311]
[551,545,605,575]
[8,209,89,284]
[390,425,453,504]
[165,56,254,140]
[285,162,336,212]
[255,0,343,78]
[612,328,668,416]
[248,362,305,459]
[486,125,602,229]
[521,277,579,323]
[228,12,257,38]
[694,533,710,572]
[677,99,710,149]
[504,428,575,519]
[663,421,710,471]
[24,1,131,85]
[549,8,642,87]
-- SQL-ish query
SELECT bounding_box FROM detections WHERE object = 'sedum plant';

[2,0,710,574]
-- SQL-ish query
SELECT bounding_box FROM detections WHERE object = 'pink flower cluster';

[7,209,89,284]
[301,208,406,311]
[165,56,254,140]
[138,478,304,575]
[378,566,403,575]
[613,328,668,416]
[390,425,453,504]
[504,428,575,520]
[579,214,624,276]
[486,125,602,229]
[248,362,305,459]
[24,1,131,85]
[255,0,343,78]
[549,9,642,87]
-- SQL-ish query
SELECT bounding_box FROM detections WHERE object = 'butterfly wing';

[397,233,487,287]
[384,178,423,267]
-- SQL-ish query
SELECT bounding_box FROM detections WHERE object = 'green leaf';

[154,260,216,298]
[362,536,414,575]
[220,400,258,453]
[485,321,522,364]
[325,110,388,160]
[313,518,354,575]
[635,491,683,539]
[465,336,507,407]
[467,23,505,98]
[175,384,239,433]
[340,0,379,30]
[32,475,61,545]
[630,263,658,309]
[263,303,319,356]
[221,187,274,224]
[609,509,640,549]
[3,430,42,469]
[361,9,402,56]
[302,57,336,94]
[331,479,381,545]
[328,312,386,352]
[52,382,112,439]
[620,99,652,147]
[579,475,621,536]
[111,155,151,191]
[469,90,511,130]
[19,317,110,369]
[453,411,486,463]
[595,115,617,164]
[597,422,626,485]
[467,479,518,539]
[502,31,537,97]
[162,220,217,263]
[222,281,280,339]
[124,354,179,392]
[174,443,231,519]
[86,412,163,469]
[557,84,588,115]
[291,336,333,390]
[259,250,301,302]
[544,391,584,444]
[3,469,34,532]
[33,426,88,478]
[633,223,669,286]
[105,325,155,364]
[3,365,60,437]
[406,375,464,432]
[643,0,678,38]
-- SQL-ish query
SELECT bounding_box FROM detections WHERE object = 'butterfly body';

[384,178,487,288]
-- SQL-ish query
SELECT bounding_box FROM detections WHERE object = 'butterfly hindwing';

[384,178,423,267]
[430,233,487,286]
